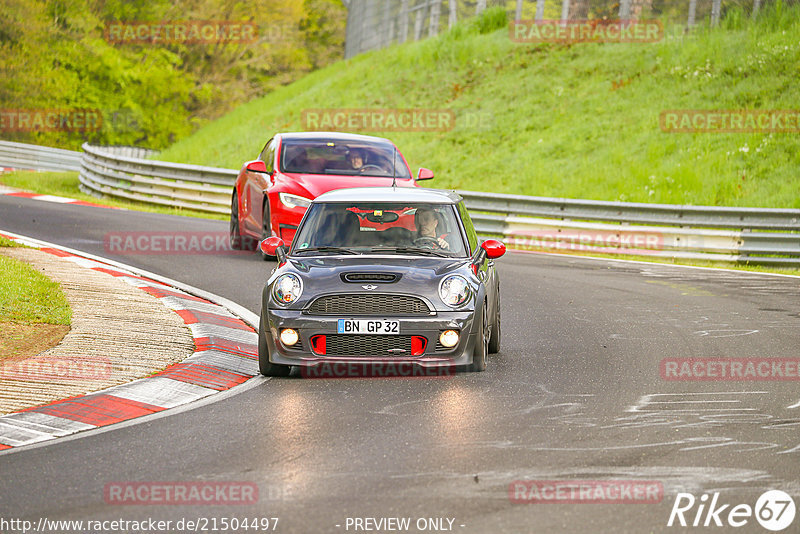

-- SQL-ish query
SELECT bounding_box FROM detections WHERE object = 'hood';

[269,255,477,312]
[284,173,415,199]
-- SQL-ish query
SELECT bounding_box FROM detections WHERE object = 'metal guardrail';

[0,140,82,172]
[1,140,798,266]
[78,143,235,215]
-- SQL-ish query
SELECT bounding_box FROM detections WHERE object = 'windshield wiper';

[294,246,360,255]
[369,246,450,257]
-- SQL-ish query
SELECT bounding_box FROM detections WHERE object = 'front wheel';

[259,198,275,261]
[488,288,501,354]
[229,191,246,250]
[258,314,291,377]
[468,301,489,372]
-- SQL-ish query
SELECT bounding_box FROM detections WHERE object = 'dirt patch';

[0,322,70,361]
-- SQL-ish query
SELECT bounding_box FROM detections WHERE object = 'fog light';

[280,328,299,346]
[439,330,459,348]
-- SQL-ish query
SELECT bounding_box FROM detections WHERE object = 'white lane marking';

[31,195,78,203]
[788,400,800,409]
[693,329,759,338]
[110,377,217,409]
[188,323,258,344]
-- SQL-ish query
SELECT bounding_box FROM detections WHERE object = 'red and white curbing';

[0,184,113,209]
[0,231,260,452]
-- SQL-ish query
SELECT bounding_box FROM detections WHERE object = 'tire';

[468,300,489,372]
[258,312,291,377]
[229,190,246,250]
[488,285,501,354]
[259,197,275,261]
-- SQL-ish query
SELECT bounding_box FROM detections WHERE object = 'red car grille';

[310,335,426,356]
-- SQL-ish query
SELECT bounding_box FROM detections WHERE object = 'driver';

[414,207,450,250]
[347,148,366,170]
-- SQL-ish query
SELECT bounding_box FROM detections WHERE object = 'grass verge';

[0,170,227,221]
[157,4,800,209]
[0,243,72,362]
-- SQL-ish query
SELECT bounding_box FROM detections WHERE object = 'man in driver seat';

[347,148,366,170]
[414,207,450,250]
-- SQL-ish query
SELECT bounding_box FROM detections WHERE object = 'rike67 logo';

[668,490,796,531]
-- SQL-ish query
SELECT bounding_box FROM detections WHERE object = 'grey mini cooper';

[257,187,505,377]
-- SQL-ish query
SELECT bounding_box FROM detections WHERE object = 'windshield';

[291,202,467,257]
[280,139,411,179]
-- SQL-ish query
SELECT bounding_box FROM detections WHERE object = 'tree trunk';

[687,0,697,28]
[711,0,722,26]
[429,0,441,36]
[536,0,545,21]
[399,0,409,43]
[449,0,457,28]
[476,0,486,16]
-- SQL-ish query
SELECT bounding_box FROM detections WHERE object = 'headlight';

[439,275,471,307]
[279,192,312,209]
[272,274,302,304]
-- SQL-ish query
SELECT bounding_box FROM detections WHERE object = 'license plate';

[337,319,399,335]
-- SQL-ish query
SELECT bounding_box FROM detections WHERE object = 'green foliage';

[159,2,800,209]
[475,6,508,34]
[0,0,346,150]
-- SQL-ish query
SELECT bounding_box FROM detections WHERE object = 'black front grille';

[325,335,419,356]
[342,272,400,283]
[306,294,430,315]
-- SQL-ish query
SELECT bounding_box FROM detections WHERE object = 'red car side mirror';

[417,168,434,181]
[481,239,506,259]
[260,236,286,256]
[246,161,269,174]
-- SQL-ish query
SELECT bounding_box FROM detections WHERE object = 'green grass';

[0,171,227,220]
[157,4,800,208]
[0,237,23,248]
[0,252,72,325]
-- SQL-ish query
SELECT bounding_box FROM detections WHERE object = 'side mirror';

[481,239,506,259]
[416,168,434,181]
[260,236,287,262]
[246,160,269,174]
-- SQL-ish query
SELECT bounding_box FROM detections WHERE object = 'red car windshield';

[292,202,467,257]
[280,139,411,179]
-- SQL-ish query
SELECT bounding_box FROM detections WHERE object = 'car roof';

[277,132,393,144]
[314,187,462,204]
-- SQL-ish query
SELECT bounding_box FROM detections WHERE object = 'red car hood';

[284,173,416,199]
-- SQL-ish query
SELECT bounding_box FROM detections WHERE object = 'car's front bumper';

[261,307,479,370]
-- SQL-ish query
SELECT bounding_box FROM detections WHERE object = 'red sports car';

[229,132,434,258]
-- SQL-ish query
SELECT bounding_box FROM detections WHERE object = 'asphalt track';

[1,195,799,533]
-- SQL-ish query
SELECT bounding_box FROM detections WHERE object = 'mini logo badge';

[362,284,378,290]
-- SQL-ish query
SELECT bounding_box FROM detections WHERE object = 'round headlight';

[439,275,471,307]
[439,330,460,348]
[272,274,302,304]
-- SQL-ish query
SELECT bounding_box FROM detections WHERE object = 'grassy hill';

[157,5,800,208]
